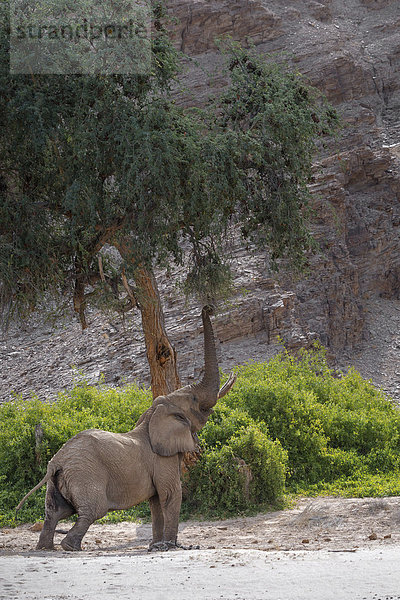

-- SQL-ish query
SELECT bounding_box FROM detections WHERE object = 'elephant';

[16,306,236,552]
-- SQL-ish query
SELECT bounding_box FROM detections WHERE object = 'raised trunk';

[133,265,181,399]
[192,306,220,408]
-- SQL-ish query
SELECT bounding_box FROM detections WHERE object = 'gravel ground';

[2,496,400,599]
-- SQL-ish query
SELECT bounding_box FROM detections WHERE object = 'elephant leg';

[61,513,97,552]
[148,488,191,552]
[151,485,199,552]
[159,485,182,545]
[149,461,198,552]
[149,495,164,545]
[36,482,75,550]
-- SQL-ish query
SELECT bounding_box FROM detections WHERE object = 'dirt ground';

[2,495,399,556]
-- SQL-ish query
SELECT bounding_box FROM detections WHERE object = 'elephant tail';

[15,466,55,512]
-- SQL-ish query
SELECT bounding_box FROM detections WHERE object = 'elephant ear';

[149,403,196,457]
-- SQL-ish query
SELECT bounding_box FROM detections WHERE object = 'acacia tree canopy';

[0,4,338,330]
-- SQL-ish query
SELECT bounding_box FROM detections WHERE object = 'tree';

[0,2,338,398]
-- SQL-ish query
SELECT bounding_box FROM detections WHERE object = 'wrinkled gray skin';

[16,307,236,552]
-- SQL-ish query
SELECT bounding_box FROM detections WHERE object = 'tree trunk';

[116,246,196,476]
[132,265,181,399]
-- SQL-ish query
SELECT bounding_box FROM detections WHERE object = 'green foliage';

[1,0,182,322]
[182,250,235,307]
[183,413,288,517]
[0,384,152,526]
[225,346,400,489]
[1,6,339,325]
[301,472,400,498]
[213,41,339,270]
[229,425,288,505]
[2,346,398,527]
[199,403,263,448]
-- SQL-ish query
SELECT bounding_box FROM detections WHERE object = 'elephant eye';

[174,413,187,423]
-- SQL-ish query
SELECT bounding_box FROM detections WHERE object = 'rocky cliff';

[169,0,400,348]
[1,0,400,403]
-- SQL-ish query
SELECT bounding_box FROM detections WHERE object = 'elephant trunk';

[192,306,220,410]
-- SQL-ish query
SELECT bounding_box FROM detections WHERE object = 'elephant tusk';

[217,372,237,399]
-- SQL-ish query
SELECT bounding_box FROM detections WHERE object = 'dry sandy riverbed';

[1,496,400,600]
[2,496,400,554]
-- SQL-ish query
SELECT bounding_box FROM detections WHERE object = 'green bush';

[183,422,287,517]
[1,345,400,527]
[233,381,329,483]
[228,425,288,505]
[0,383,152,526]
[225,346,400,489]
[199,403,266,447]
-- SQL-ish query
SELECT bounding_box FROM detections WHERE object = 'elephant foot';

[36,532,55,550]
[148,540,200,552]
[61,538,82,552]
[148,541,173,552]
[36,542,54,551]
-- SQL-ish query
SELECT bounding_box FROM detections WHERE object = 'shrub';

[0,383,152,526]
[233,381,329,483]
[183,421,288,517]
[198,403,267,447]
[224,346,400,487]
[1,345,400,527]
[228,425,288,505]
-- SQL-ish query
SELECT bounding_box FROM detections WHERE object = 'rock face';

[170,0,282,54]
[168,0,400,355]
[1,0,400,403]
